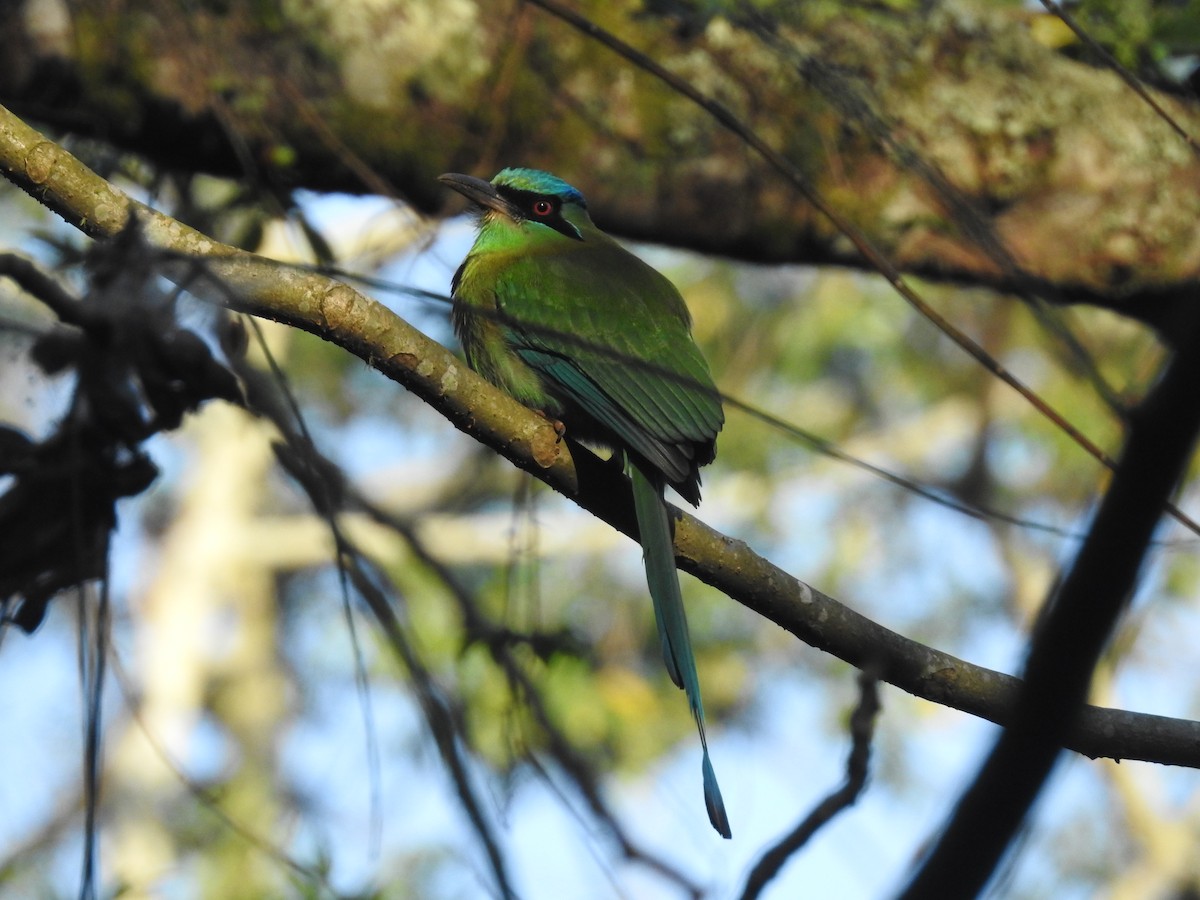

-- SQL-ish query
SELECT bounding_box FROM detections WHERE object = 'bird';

[440,167,730,839]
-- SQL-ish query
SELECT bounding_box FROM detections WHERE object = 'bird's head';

[439,168,590,242]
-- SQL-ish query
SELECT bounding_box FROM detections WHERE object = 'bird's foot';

[535,410,566,443]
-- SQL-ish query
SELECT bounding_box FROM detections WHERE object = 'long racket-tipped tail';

[628,454,731,839]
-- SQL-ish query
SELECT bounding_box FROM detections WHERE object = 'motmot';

[440,168,730,838]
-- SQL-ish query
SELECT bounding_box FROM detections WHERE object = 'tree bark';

[4,0,1199,321]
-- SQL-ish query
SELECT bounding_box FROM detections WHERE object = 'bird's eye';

[532,199,554,217]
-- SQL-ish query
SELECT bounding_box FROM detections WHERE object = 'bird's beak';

[438,172,520,219]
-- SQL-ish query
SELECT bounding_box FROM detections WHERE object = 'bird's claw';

[536,409,566,443]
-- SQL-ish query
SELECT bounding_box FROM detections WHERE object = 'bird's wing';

[494,243,723,488]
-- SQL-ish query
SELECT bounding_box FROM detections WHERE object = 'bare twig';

[340,555,517,900]
[244,320,386,861]
[107,654,342,897]
[77,581,107,900]
[740,669,881,900]
[1041,0,1200,157]
[0,252,89,326]
[248,362,516,899]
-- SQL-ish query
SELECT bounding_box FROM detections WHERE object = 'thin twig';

[352,480,705,895]
[0,253,90,326]
[740,669,881,900]
[245,319,386,860]
[107,653,343,896]
[747,14,1126,414]
[1041,0,1200,157]
[78,579,107,900]
[341,556,517,900]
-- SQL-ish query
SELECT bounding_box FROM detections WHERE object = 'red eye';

[532,199,553,217]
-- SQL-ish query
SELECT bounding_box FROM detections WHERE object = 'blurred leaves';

[0,229,240,632]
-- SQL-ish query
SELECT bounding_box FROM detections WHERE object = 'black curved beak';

[438,172,519,219]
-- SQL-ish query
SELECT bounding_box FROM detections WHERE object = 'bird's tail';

[627,454,731,839]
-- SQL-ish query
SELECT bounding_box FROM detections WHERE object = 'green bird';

[440,168,730,839]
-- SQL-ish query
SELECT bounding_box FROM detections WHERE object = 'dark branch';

[740,668,881,900]
[899,303,1200,897]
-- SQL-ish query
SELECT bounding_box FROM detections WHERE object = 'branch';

[899,301,1200,895]
[740,669,881,900]
[3,103,1199,770]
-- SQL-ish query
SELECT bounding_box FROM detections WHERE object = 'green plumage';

[442,168,730,838]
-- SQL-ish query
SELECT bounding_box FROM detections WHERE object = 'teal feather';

[628,455,731,839]
[492,167,588,205]
[441,168,730,838]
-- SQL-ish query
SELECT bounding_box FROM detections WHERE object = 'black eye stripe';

[493,185,583,241]
[496,186,559,218]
